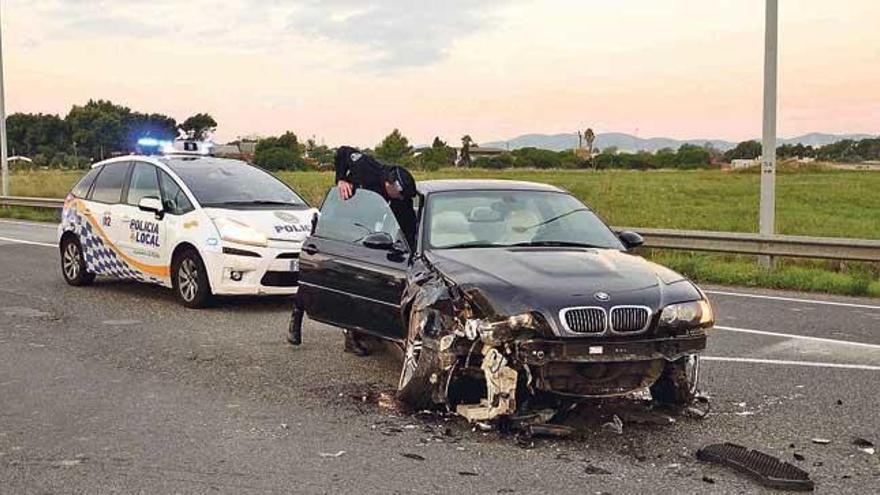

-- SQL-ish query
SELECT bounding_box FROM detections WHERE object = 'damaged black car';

[298,180,714,421]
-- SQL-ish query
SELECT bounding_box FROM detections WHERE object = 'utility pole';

[0,2,8,196]
[759,0,778,269]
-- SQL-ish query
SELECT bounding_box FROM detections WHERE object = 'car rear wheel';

[172,249,212,309]
[60,236,95,286]
[650,354,700,406]
[397,309,441,410]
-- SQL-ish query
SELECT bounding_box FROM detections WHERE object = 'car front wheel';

[650,354,700,406]
[60,236,95,286]
[397,309,441,410]
[172,249,212,308]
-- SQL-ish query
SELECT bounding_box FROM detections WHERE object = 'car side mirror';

[362,231,395,250]
[139,196,164,216]
[618,230,644,249]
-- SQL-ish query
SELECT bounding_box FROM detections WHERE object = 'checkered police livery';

[62,203,164,284]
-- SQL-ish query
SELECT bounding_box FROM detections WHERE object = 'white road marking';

[707,290,880,311]
[716,325,880,350]
[0,219,58,228]
[0,236,56,248]
[704,356,880,371]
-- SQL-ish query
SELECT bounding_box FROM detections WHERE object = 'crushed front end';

[401,266,713,422]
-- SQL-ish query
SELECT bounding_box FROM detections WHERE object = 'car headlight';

[659,300,714,329]
[213,217,268,247]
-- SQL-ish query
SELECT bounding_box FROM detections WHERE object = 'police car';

[58,141,317,307]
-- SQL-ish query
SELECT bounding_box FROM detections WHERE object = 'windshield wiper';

[440,241,510,249]
[513,208,590,233]
[210,200,302,207]
[511,240,604,249]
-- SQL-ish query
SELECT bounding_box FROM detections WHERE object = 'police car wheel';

[172,250,212,308]
[60,236,95,286]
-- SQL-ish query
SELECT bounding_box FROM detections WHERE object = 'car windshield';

[426,190,624,250]
[164,158,306,208]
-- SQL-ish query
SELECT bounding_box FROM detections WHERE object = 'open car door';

[298,188,410,343]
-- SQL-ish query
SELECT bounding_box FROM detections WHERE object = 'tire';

[397,309,441,410]
[172,249,212,309]
[60,236,95,286]
[650,354,700,406]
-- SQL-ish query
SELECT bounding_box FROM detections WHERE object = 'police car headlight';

[213,217,268,247]
[659,300,714,329]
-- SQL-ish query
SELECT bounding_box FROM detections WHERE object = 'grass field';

[4,168,879,296]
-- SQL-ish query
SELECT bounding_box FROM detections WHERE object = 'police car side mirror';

[618,230,644,250]
[362,231,394,250]
[139,196,164,217]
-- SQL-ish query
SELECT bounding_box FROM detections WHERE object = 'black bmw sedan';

[298,180,714,421]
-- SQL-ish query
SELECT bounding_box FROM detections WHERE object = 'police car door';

[84,161,132,276]
[119,162,169,284]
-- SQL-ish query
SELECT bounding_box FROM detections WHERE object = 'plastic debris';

[319,451,346,458]
[811,438,831,445]
[852,438,875,455]
[601,415,624,435]
[697,443,814,491]
[526,423,574,438]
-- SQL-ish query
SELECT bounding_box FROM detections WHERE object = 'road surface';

[1,219,878,493]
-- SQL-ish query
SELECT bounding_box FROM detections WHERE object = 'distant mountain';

[482,132,874,153]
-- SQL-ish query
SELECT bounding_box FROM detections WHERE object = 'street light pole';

[0,2,8,197]
[759,0,778,268]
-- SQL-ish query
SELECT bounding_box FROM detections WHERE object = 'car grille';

[562,307,607,334]
[610,306,651,333]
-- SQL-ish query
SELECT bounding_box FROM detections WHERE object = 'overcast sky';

[3,0,878,146]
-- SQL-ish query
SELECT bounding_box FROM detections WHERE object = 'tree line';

[7,100,877,171]
[6,99,217,169]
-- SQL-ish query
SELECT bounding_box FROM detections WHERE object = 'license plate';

[589,346,604,355]
[289,260,299,272]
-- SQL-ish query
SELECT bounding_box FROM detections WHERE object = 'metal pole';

[759,0,778,269]
[0,2,8,197]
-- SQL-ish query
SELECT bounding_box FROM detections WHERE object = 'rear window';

[70,167,101,198]
[90,162,131,204]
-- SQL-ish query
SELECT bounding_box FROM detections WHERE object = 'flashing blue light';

[138,137,160,147]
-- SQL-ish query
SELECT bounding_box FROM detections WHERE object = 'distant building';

[730,158,760,170]
[455,146,507,164]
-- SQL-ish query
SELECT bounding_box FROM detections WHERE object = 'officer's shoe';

[343,330,370,357]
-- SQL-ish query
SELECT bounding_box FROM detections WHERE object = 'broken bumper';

[515,332,708,366]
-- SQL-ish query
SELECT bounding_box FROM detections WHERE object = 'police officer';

[287,146,418,355]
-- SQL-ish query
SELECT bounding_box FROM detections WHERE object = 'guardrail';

[628,227,880,262]
[0,196,64,209]
[2,196,879,262]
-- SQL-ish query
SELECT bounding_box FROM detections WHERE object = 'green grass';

[5,168,879,297]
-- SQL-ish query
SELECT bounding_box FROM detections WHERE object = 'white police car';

[58,151,317,307]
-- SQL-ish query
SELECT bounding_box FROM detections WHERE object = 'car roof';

[417,179,567,194]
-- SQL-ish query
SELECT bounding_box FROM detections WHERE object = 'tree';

[374,129,413,162]
[584,128,596,157]
[6,113,69,158]
[675,144,711,169]
[460,135,475,167]
[416,137,455,170]
[66,100,132,160]
[723,140,762,162]
[254,131,306,170]
[179,113,217,140]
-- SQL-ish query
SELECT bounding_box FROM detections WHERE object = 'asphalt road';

[1,219,878,494]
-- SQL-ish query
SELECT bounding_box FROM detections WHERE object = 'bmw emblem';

[594,291,611,302]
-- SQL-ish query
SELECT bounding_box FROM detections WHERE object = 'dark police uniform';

[333,146,417,248]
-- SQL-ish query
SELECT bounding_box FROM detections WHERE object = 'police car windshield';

[165,158,306,208]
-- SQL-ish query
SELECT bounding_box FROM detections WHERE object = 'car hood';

[425,247,701,333]
[203,206,317,243]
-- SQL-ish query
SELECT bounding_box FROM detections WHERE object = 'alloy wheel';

[178,258,199,302]
[398,338,422,390]
[63,242,80,280]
